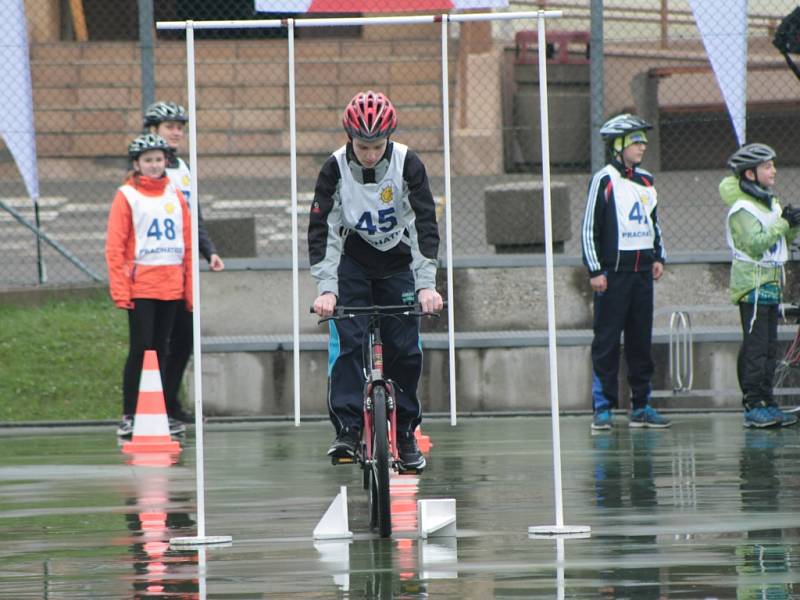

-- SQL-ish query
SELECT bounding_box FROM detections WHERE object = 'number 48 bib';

[120,183,185,266]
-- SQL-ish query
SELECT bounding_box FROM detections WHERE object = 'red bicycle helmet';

[342,90,397,141]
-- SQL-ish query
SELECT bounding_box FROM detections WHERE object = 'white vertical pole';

[185,21,207,540]
[169,21,232,548]
[537,12,564,529]
[528,12,589,537]
[441,16,457,426]
[556,537,565,600]
[288,19,301,427]
[198,546,207,599]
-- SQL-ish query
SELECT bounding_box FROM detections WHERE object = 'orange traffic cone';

[415,427,432,454]
[122,350,181,454]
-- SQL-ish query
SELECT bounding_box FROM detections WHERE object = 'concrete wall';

[188,260,800,416]
[198,260,747,337]
[191,339,747,418]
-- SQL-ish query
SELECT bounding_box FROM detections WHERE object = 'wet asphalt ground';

[1,414,800,598]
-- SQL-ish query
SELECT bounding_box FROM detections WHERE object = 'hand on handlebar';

[313,292,337,317]
[417,288,443,314]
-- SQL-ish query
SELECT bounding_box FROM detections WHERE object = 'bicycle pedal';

[396,466,423,475]
[331,456,356,465]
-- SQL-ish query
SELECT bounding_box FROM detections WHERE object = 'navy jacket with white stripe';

[581,159,666,278]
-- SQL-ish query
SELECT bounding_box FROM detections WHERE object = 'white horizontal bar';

[295,14,437,27]
[156,9,562,31]
[157,19,283,30]
[448,10,562,23]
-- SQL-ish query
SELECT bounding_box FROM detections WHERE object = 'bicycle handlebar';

[311,302,446,323]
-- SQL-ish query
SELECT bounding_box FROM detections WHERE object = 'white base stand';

[169,535,233,547]
[314,540,351,591]
[528,524,591,538]
[418,498,456,539]
[313,485,353,540]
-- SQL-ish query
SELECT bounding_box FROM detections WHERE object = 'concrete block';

[484,180,572,252]
[204,217,257,258]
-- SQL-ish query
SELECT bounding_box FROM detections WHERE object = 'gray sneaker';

[116,415,134,437]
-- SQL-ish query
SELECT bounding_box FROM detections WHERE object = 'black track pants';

[590,270,654,412]
[737,302,779,408]
[327,254,423,434]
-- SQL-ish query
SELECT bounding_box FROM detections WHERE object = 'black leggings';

[122,299,181,415]
[163,306,193,414]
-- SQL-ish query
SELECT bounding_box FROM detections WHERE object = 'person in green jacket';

[722,143,800,427]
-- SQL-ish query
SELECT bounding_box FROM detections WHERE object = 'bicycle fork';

[363,331,399,465]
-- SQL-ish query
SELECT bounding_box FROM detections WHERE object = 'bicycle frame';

[361,320,399,469]
[314,302,438,537]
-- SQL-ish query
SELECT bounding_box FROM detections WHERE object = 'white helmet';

[599,114,652,141]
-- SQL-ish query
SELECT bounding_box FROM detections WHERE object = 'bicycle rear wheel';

[368,385,391,538]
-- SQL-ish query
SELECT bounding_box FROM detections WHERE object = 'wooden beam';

[68,0,88,42]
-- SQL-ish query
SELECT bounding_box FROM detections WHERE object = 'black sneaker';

[170,407,195,423]
[327,427,360,459]
[168,418,186,435]
[116,415,134,438]
[397,430,426,471]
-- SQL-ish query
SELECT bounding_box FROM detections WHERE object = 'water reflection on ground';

[1,414,799,598]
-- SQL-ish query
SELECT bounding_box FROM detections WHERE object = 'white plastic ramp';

[417,498,456,539]
[313,485,353,540]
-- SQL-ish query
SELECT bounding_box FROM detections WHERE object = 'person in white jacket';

[143,101,224,434]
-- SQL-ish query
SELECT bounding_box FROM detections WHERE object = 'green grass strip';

[0,290,127,421]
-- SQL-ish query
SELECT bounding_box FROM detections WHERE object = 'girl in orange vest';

[105,133,193,437]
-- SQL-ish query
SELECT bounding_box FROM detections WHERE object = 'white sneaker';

[116,416,134,437]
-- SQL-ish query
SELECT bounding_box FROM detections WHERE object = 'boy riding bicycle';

[308,90,443,471]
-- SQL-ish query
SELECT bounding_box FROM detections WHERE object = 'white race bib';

[120,183,185,266]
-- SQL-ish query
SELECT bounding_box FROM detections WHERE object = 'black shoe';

[397,430,426,471]
[327,427,360,459]
[168,418,186,435]
[170,407,195,423]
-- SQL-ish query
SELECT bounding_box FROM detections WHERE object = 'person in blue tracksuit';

[581,114,670,431]
[308,90,443,471]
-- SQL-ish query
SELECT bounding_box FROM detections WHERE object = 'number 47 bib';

[609,169,657,251]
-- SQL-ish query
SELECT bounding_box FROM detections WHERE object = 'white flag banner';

[0,0,39,201]
[256,0,508,12]
[689,0,747,146]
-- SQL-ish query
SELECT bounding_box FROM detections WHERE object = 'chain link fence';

[2,0,799,287]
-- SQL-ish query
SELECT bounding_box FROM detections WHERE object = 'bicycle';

[773,303,800,413]
[315,303,439,538]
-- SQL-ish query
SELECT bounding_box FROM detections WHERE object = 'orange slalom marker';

[123,350,181,454]
[415,427,432,454]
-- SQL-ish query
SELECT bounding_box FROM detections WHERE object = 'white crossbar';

[157,6,568,545]
[156,10,563,31]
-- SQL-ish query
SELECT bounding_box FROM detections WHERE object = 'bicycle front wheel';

[369,385,392,538]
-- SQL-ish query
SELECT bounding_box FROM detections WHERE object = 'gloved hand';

[781,204,800,227]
